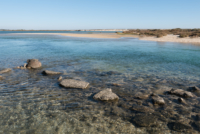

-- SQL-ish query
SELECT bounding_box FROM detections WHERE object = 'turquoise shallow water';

[1,33,200,80]
[0,32,200,133]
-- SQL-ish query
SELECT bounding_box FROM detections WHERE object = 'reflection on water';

[0,34,200,133]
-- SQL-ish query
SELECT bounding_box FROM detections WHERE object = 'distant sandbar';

[11,33,200,44]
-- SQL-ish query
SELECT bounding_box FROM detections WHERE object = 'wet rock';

[168,88,196,98]
[93,88,119,101]
[132,114,158,127]
[0,68,11,74]
[26,59,42,69]
[151,95,165,105]
[42,70,61,75]
[60,79,89,89]
[58,76,62,81]
[188,86,200,92]
[168,122,192,132]
[178,98,187,104]
[131,105,154,113]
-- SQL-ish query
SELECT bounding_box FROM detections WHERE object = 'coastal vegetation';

[121,28,200,38]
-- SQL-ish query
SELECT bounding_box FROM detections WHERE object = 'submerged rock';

[0,68,11,74]
[60,79,89,89]
[131,105,154,113]
[168,122,192,132]
[188,86,200,92]
[134,92,149,100]
[152,95,165,105]
[132,114,158,127]
[26,59,42,69]
[0,76,3,80]
[168,88,196,98]
[192,121,200,132]
[196,114,200,121]
[93,88,119,101]
[42,70,61,75]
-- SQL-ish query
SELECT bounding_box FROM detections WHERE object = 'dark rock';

[192,121,200,131]
[60,79,89,89]
[26,59,42,69]
[42,70,61,75]
[152,95,165,105]
[0,68,11,74]
[192,108,200,113]
[178,98,186,104]
[131,105,154,113]
[168,122,192,132]
[188,86,200,92]
[197,114,200,121]
[132,114,158,127]
[93,88,119,101]
[168,88,196,98]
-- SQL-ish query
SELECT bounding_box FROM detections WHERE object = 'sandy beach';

[12,33,200,44]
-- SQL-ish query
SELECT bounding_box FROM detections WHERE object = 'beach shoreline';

[10,33,200,44]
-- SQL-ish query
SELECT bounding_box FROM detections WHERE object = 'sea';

[0,31,200,133]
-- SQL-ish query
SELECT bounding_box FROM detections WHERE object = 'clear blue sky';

[0,0,200,30]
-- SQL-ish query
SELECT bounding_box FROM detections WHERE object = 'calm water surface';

[0,33,200,133]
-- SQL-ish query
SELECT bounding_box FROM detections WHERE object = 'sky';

[0,0,200,30]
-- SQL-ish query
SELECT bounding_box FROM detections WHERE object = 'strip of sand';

[11,33,200,44]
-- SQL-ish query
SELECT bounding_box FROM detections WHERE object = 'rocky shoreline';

[1,59,200,133]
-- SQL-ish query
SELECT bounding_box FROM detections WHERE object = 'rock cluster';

[17,59,42,69]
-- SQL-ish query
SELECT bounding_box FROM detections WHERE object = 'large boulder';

[60,79,89,89]
[42,70,61,75]
[93,88,119,101]
[26,59,42,69]
[168,88,196,98]
[0,68,11,74]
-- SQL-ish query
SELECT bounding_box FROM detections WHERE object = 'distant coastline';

[11,32,200,44]
[0,29,128,31]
